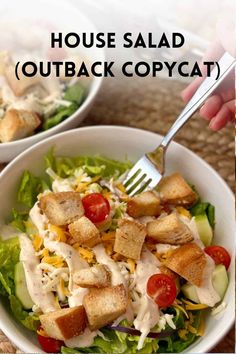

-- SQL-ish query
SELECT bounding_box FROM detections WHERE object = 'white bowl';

[0,126,234,353]
[0,0,104,162]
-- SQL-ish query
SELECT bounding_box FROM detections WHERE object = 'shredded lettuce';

[190,201,215,228]
[61,327,158,354]
[10,209,26,232]
[9,295,39,331]
[157,311,201,353]
[45,149,132,179]
[64,83,85,105]
[17,170,48,209]
[0,237,20,296]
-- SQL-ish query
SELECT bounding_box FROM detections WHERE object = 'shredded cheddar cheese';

[176,206,191,219]
[178,329,188,340]
[173,304,189,319]
[32,234,43,251]
[77,246,95,264]
[101,231,116,241]
[50,225,67,243]
[127,258,136,274]
[41,255,65,268]
[116,183,126,193]
[182,299,209,310]
[197,313,205,336]
[37,327,48,337]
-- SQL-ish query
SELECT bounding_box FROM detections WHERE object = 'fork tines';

[124,156,162,196]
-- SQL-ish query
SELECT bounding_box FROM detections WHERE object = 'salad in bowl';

[0,149,231,354]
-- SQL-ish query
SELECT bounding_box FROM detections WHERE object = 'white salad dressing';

[180,216,205,249]
[133,248,161,350]
[68,287,89,308]
[43,239,88,292]
[93,244,125,286]
[196,255,220,307]
[93,244,134,323]
[19,235,57,313]
[29,202,48,236]
[180,217,220,306]
[65,327,98,348]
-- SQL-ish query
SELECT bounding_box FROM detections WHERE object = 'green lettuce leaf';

[43,102,78,130]
[62,321,158,354]
[0,237,20,296]
[64,83,85,105]
[43,83,85,131]
[190,201,215,228]
[157,311,201,353]
[45,149,132,179]
[10,209,26,232]
[17,170,48,209]
[0,238,38,331]
[9,295,39,331]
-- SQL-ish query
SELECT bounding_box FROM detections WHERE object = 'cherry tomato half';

[82,193,110,223]
[38,334,64,353]
[147,273,177,308]
[204,245,231,269]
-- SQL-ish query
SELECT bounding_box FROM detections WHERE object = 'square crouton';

[165,243,206,286]
[0,109,41,143]
[83,284,127,330]
[39,306,87,340]
[69,216,101,247]
[127,191,161,218]
[40,192,84,226]
[147,213,194,245]
[114,219,146,260]
[158,173,197,207]
[74,264,111,288]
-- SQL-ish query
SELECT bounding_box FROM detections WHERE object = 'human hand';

[181,17,235,131]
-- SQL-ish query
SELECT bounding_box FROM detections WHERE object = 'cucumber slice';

[182,264,228,303]
[194,214,213,246]
[15,262,34,310]
[212,264,228,299]
[182,283,200,303]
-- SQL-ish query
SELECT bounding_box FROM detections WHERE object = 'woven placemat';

[0,77,234,353]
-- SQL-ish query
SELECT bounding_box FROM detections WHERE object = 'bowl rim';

[0,125,234,353]
[0,1,104,148]
[0,125,234,202]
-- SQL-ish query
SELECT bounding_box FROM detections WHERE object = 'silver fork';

[124,52,236,196]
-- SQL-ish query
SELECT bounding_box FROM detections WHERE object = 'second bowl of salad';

[0,0,104,162]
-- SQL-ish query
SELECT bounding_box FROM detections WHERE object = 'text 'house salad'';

[0,151,231,353]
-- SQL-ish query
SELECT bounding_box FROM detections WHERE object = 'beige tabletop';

[0,76,234,353]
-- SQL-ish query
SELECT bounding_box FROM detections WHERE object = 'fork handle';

[159,52,236,149]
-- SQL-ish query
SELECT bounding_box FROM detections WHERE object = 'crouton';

[127,191,161,218]
[0,109,41,142]
[159,265,179,280]
[4,64,39,96]
[39,306,86,341]
[69,216,101,247]
[147,213,194,245]
[83,284,127,330]
[158,173,197,207]
[74,264,111,288]
[165,243,206,286]
[40,192,84,226]
[114,219,147,260]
